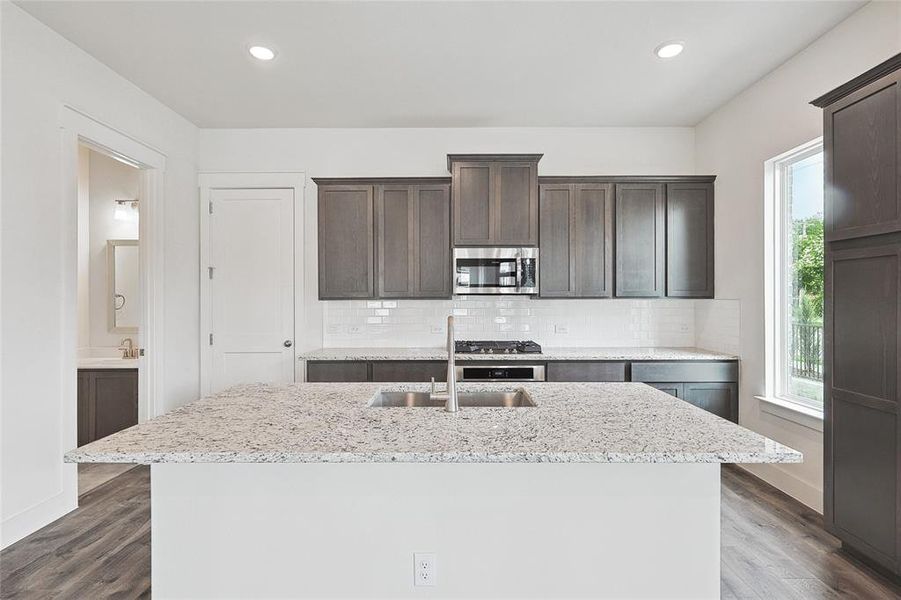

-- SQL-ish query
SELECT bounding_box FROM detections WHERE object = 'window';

[766,140,824,413]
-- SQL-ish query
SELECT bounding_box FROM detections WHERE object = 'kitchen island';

[66,382,800,599]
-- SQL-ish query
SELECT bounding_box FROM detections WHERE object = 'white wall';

[0,4,199,548]
[87,150,140,349]
[694,1,901,511]
[199,127,698,353]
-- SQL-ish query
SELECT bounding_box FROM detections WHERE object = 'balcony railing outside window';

[791,321,823,381]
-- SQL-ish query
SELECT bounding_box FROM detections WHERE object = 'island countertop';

[299,346,738,362]
[65,382,800,465]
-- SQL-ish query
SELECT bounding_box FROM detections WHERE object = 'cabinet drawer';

[546,361,626,382]
[371,361,447,382]
[306,361,369,382]
[631,361,737,383]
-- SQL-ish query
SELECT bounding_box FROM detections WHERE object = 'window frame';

[764,138,825,417]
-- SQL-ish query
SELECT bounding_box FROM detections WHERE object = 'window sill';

[755,395,824,432]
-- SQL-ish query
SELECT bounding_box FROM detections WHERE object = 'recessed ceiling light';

[248,45,276,61]
[654,41,684,59]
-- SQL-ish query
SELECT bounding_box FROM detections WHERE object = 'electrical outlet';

[555,324,569,334]
[430,326,444,334]
[413,553,437,586]
[348,326,362,334]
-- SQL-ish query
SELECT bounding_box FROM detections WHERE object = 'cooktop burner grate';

[455,340,542,354]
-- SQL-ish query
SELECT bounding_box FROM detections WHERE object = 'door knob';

[284,340,293,348]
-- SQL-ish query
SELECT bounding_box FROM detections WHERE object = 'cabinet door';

[666,182,714,298]
[615,184,665,297]
[682,382,737,422]
[453,162,494,245]
[647,382,683,398]
[415,184,452,297]
[538,184,575,297]
[377,186,415,297]
[824,71,901,241]
[825,244,900,570]
[496,162,538,245]
[371,361,448,382]
[77,371,93,446]
[306,361,370,382]
[574,183,613,297]
[93,370,139,440]
[318,185,375,299]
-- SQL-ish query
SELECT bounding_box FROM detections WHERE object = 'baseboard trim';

[738,463,823,513]
[1,489,77,550]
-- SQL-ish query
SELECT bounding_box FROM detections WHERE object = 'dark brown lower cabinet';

[825,243,901,572]
[371,361,447,382]
[682,383,738,422]
[77,369,138,446]
[647,382,683,398]
[546,361,626,382]
[306,361,369,382]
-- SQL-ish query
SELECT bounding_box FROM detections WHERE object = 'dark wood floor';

[2,465,900,599]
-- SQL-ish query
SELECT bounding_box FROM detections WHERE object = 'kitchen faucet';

[430,315,458,412]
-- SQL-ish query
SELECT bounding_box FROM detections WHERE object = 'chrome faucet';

[429,315,459,412]
[119,337,138,359]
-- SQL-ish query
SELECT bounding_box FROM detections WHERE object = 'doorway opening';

[61,106,167,506]
[75,144,142,494]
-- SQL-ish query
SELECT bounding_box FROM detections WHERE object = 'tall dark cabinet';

[813,53,901,576]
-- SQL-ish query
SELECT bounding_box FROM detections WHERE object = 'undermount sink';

[369,390,536,408]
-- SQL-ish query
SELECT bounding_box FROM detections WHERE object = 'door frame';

[198,172,305,396]
[60,106,166,435]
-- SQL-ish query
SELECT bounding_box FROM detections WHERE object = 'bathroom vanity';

[66,381,800,599]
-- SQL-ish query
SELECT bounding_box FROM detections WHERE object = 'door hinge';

[208,266,215,279]
[209,333,213,345]
[209,200,213,215]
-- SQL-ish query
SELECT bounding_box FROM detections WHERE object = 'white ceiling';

[17,1,864,128]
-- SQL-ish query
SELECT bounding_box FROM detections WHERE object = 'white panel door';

[209,188,294,393]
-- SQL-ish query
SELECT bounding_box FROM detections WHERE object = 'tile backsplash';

[323,297,741,353]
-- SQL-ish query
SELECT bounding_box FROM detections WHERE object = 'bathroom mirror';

[107,239,139,333]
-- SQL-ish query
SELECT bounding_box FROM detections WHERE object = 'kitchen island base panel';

[151,462,720,599]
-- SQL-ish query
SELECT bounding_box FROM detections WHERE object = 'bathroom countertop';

[77,357,139,370]
[299,346,738,362]
[65,381,798,465]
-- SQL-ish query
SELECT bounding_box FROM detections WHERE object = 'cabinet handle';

[284,340,293,348]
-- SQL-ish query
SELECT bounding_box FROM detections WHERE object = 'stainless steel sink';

[369,390,535,408]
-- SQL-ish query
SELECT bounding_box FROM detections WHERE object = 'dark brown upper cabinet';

[816,63,901,241]
[317,183,376,299]
[315,178,451,300]
[615,183,665,297]
[377,182,451,298]
[538,182,613,297]
[448,154,541,246]
[666,182,714,297]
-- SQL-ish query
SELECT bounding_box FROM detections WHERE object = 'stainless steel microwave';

[453,247,539,295]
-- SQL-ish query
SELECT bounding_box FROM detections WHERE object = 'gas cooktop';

[455,340,542,354]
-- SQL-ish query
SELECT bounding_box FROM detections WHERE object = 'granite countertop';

[65,382,799,465]
[299,346,738,361]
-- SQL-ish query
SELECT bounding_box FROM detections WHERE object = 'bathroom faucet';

[119,338,138,359]
[429,315,458,412]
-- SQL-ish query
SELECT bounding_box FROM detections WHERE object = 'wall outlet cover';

[413,552,437,586]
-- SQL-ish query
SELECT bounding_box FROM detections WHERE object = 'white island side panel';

[151,462,720,599]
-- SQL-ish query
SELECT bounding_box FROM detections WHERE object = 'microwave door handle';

[515,256,522,290]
